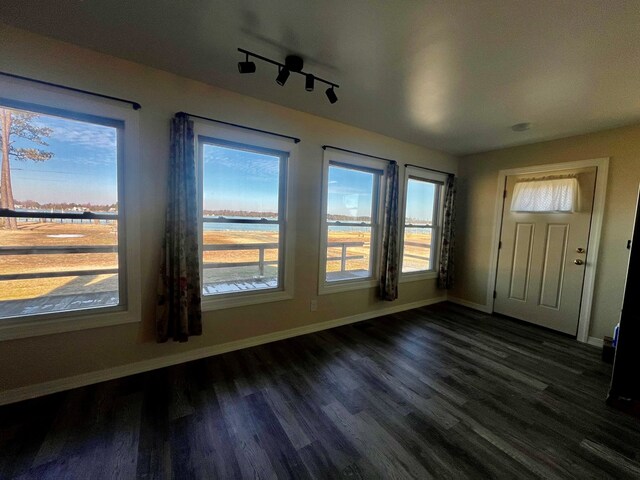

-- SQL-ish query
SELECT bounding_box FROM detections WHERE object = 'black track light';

[325,86,338,104]
[238,53,256,74]
[237,48,339,103]
[276,67,290,86]
[305,74,315,92]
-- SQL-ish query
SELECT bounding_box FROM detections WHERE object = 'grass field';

[0,222,432,302]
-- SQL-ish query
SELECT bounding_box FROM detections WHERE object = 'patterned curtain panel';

[438,174,456,289]
[156,113,202,342]
[379,162,400,301]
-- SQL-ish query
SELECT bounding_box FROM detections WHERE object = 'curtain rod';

[404,163,454,176]
[322,145,397,164]
[517,174,577,182]
[0,71,142,110]
[180,112,300,143]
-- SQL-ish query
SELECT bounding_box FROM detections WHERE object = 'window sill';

[0,306,139,341]
[202,289,293,311]
[400,271,438,283]
[318,278,378,295]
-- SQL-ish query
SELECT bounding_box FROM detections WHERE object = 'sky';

[327,166,435,222]
[2,105,435,219]
[203,144,281,214]
[4,107,118,206]
[405,178,435,223]
[327,166,374,218]
[202,146,435,221]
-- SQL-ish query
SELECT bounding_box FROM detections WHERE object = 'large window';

[401,168,446,276]
[320,151,386,292]
[0,102,125,321]
[198,130,291,306]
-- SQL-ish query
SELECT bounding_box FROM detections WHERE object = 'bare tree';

[0,108,54,229]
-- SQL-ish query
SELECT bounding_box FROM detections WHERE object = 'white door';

[494,167,597,335]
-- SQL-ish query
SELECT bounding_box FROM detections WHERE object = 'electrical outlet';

[310,299,318,311]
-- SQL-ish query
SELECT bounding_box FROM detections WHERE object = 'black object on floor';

[602,336,615,363]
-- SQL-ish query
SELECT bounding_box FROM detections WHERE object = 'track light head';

[325,86,338,104]
[238,61,256,74]
[305,74,315,92]
[238,52,256,74]
[276,67,290,86]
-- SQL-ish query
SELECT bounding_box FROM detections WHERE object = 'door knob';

[574,259,584,265]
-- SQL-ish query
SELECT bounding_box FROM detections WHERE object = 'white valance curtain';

[511,177,579,213]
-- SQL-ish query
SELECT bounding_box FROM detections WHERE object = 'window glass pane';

[203,144,280,220]
[326,225,372,282]
[510,178,578,212]
[202,222,279,294]
[327,165,374,222]
[0,106,120,319]
[402,227,432,273]
[201,142,284,296]
[405,178,435,225]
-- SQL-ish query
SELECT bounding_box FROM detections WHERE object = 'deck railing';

[402,241,431,263]
[0,210,119,281]
[203,241,366,277]
[202,243,279,277]
[0,245,118,281]
[326,241,365,272]
[0,240,368,282]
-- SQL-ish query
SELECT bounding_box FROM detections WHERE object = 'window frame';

[318,150,387,295]
[0,76,141,341]
[195,122,296,310]
[399,166,447,282]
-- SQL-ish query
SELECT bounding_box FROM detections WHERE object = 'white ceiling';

[1,0,640,155]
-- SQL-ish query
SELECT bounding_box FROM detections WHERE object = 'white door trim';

[486,157,609,343]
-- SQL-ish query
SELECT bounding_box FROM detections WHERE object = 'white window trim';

[318,149,387,295]
[399,166,448,283]
[194,122,296,311]
[0,76,141,341]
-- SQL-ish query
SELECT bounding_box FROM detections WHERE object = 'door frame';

[486,157,609,343]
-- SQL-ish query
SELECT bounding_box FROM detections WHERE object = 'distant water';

[14,212,428,234]
[204,223,279,232]
[203,222,428,234]
[14,209,115,225]
[203,217,373,233]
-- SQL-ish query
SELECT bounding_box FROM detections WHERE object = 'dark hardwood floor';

[1,303,639,479]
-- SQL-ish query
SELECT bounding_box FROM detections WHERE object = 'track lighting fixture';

[325,87,338,104]
[237,53,256,74]
[237,48,339,104]
[276,67,290,86]
[305,74,315,92]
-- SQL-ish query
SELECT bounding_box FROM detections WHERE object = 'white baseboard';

[447,296,493,314]
[587,336,604,348]
[0,296,446,406]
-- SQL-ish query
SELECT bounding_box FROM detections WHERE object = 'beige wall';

[0,25,457,393]
[452,124,640,339]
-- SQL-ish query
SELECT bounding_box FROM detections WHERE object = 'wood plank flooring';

[1,302,639,479]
